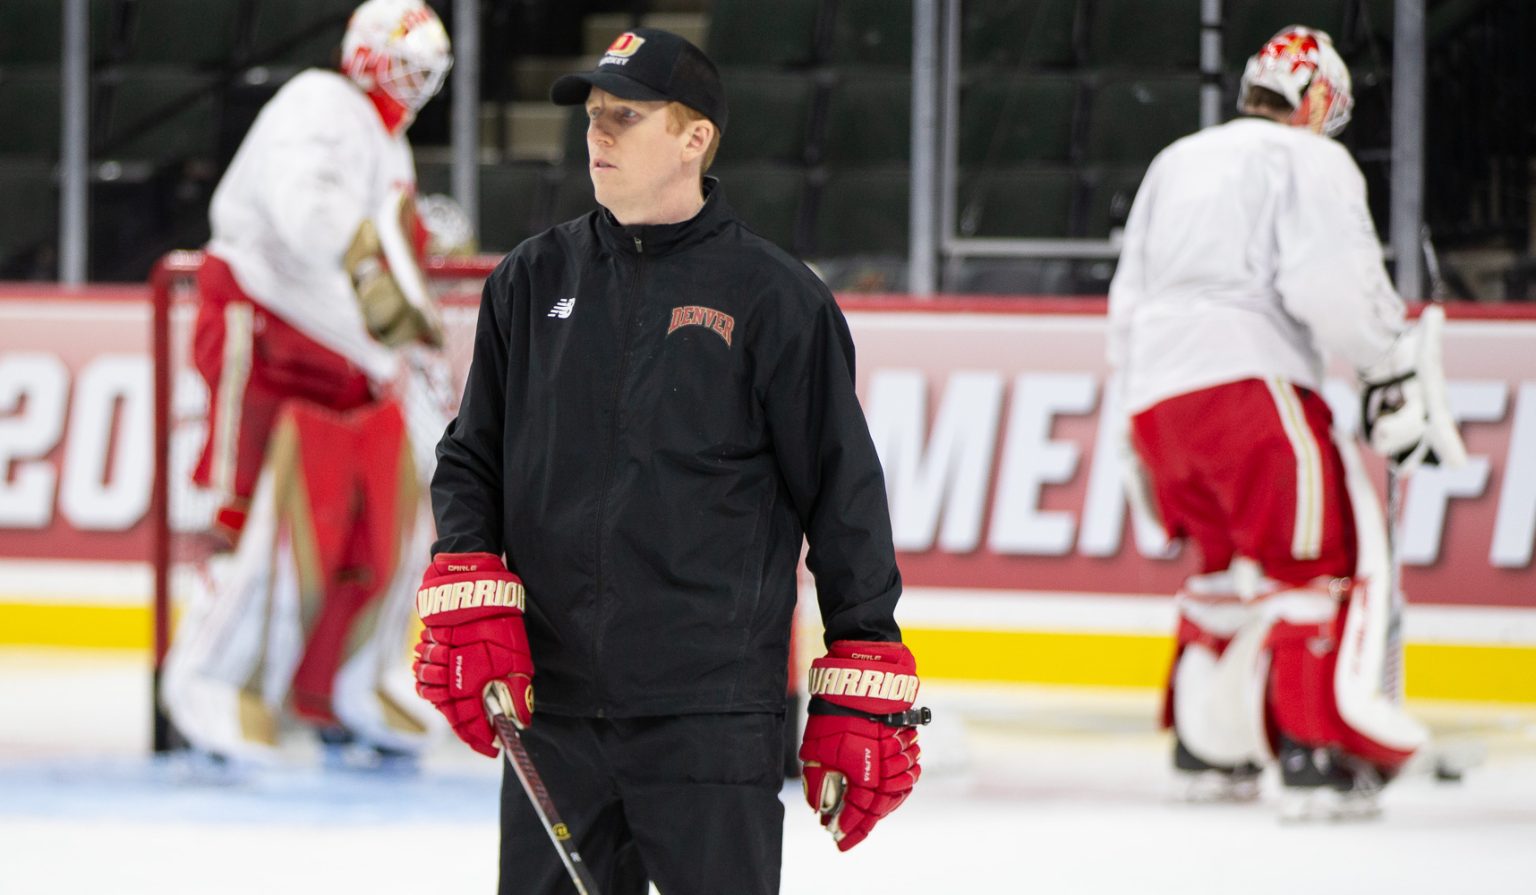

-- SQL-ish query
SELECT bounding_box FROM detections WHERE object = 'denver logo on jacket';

[667,305,735,346]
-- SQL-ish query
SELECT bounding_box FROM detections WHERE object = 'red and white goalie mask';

[1238,25,1354,138]
[342,0,452,133]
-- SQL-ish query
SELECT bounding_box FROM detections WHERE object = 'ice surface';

[2,649,1533,894]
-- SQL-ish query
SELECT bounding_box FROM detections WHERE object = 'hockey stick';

[1388,234,1456,703]
[1379,239,1481,781]
[1378,386,1477,783]
[1382,461,1407,702]
[1381,229,1450,702]
[483,682,602,895]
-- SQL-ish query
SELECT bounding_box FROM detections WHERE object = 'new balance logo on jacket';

[548,297,576,318]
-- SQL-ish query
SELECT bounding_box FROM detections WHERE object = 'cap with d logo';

[550,28,728,133]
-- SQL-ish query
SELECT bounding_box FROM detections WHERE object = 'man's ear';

[682,120,715,160]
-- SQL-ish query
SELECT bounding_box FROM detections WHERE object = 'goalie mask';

[342,0,452,132]
[1238,25,1354,138]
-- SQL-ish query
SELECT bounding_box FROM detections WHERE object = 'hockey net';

[147,250,501,751]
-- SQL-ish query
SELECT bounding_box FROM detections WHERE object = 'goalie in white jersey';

[1108,26,1466,819]
[162,0,461,766]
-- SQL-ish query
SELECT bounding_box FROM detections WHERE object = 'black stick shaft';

[1383,463,1405,701]
[485,687,602,895]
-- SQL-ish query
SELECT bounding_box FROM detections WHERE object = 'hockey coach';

[411,28,927,894]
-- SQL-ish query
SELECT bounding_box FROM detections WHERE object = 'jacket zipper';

[591,234,644,716]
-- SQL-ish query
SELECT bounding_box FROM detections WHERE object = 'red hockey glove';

[798,640,929,851]
[412,552,534,758]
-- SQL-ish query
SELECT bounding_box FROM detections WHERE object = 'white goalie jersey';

[207,69,418,384]
[1108,117,1408,414]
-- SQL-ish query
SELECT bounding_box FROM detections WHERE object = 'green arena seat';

[706,0,822,67]
[0,160,57,263]
[713,69,817,165]
[1084,74,1200,164]
[476,163,552,251]
[1222,1,1348,69]
[128,0,242,67]
[0,70,63,156]
[560,106,589,168]
[414,160,452,195]
[1080,164,1148,238]
[811,166,910,257]
[415,161,551,252]
[963,0,1081,70]
[0,0,113,66]
[249,0,358,69]
[713,163,806,251]
[822,71,911,165]
[1087,0,1202,69]
[960,74,1078,165]
[0,2,62,66]
[98,68,219,160]
[956,165,1075,239]
[829,0,914,68]
[547,166,600,227]
[1360,0,1395,40]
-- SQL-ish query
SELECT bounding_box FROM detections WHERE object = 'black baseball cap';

[550,28,728,133]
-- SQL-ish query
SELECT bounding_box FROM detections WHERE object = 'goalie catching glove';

[799,640,929,851]
[344,195,444,348]
[1360,305,1467,471]
[412,552,533,757]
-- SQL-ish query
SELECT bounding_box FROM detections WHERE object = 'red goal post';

[147,250,502,752]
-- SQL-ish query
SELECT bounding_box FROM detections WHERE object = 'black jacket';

[431,182,902,717]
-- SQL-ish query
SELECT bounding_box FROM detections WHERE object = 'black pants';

[498,712,786,895]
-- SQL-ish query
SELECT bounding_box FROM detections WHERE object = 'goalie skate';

[1277,736,1384,822]
[1173,738,1262,803]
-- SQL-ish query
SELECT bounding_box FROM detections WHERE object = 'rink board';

[2,284,1535,703]
[3,568,1533,702]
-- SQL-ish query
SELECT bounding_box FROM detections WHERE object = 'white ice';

[2,648,1534,894]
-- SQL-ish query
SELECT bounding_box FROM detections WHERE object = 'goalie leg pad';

[1169,578,1273,770]
[1331,577,1428,766]
[264,398,418,727]
[1265,582,1422,773]
[1334,430,1431,766]
[330,508,444,754]
[161,474,287,762]
[1161,563,1269,729]
[1169,567,1347,771]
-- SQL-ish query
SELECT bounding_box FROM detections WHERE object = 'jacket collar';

[595,177,731,256]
